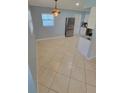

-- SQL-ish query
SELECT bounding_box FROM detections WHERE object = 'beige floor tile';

[85,61,96,71]
[39,61,52,69]
[51,56,64,63]
[48,90,58,93]
[75,55,84,62]
[58,61,72,77]
[51,74,69,93]
[47,61,61,72]
[37,36,96,93]
[62,56,73,63]
[38,49,54,56]
[86,69,96,86]
[51,51,62,57]
[38,56,50,63]
[38,84,49,93]
[72,56,85,69]
[38,66,47,76]
[69,78,86,93]
[89,58,96,63]
[39,69,56,88]
[87,84,96,93]
[73,60,85,69]
[71,66,85,82]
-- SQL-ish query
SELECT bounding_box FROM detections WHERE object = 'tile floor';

[37,37,96,93]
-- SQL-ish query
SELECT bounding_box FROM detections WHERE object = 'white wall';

[84,14,89,22]
[84,0,96,8]
[28,9,37,93]
[28,67,37,93]
[74,14,82,35]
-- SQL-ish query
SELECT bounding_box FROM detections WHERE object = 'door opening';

[65,17,75,37]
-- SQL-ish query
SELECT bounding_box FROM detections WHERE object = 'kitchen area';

[78,7,96,60]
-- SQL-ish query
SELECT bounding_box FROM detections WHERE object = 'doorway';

[65,17,75,37]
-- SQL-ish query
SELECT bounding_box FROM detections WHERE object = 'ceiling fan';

[51,0,61,16]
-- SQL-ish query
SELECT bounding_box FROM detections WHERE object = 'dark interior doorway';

[65,17,75,37]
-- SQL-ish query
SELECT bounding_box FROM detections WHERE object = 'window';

[42,14,54,27]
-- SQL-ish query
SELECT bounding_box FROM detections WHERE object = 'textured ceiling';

[29,0,96,11]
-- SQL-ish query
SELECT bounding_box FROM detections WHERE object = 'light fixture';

[52,0,61,16]
[76,2,79,6]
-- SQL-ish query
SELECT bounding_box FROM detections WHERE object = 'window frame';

[41,14,54,27]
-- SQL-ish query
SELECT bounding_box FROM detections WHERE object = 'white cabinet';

[78,36,96,60]
[78,37,91,58]
[88,7,96,29]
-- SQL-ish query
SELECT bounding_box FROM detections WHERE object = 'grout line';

[85,67,96,72]
[48,70,58,90]
[47,40,68,93]
[70,77,84,82]
[75,37,88,93]
[67,70,72,93]
[84,68,96,87]
[38,83,58,93]
[67,36,82,93]
[48,88,59,93]
[83,59,89,93]
[67,61,73,93]
[36,42,40,93]
[86,83,96,87]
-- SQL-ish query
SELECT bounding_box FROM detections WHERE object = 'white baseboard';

[36,36,65,41]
